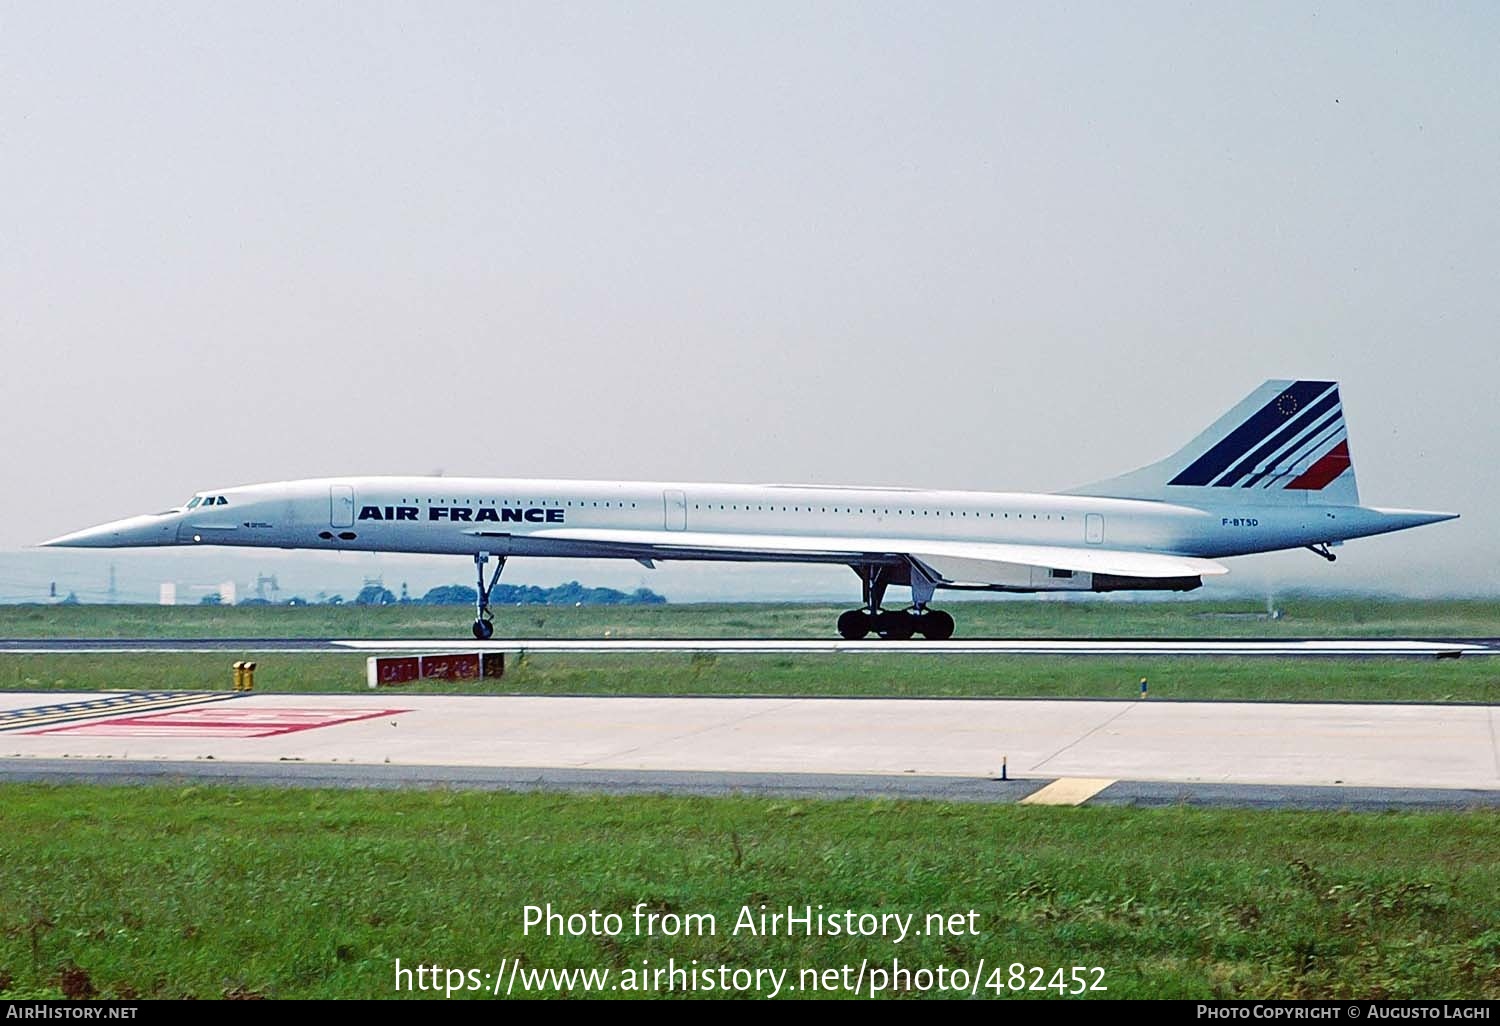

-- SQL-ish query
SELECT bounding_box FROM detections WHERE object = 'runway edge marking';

[0,691,245,732]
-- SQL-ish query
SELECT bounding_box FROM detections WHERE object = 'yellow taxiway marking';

[1020,777,1117,806]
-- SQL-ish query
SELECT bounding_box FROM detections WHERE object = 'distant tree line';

[412,582,666,606]
[169,581,668,607]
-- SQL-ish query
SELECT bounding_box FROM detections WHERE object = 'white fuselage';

[40,473,1457,642]
[47,475,1448,568]
[40,377,1459,638]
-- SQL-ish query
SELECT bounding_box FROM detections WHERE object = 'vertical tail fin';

[1066,380,1360,505]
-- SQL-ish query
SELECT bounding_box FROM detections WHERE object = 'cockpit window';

[186,497,202,509]
[185,495,228,509]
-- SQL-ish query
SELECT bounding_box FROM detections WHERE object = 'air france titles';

[357,506,565,524]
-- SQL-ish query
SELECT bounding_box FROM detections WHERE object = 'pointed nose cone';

[40,514,181,548]
[1370,508,1460,531]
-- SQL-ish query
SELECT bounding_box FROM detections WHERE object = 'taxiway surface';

[2,690,1495,806]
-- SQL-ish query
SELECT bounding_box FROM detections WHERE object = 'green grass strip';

[0,784,1496,999]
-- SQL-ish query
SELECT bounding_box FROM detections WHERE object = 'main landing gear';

[836,564,956,641]
[837,607,955,641]
[472,550,507,640]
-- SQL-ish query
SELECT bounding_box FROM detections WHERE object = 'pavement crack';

[1029,702,1139,773]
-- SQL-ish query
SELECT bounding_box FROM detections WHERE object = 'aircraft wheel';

[918,609,955,641]
[837,610,871,640]
[472,619,494,640]
[876,611,915,640]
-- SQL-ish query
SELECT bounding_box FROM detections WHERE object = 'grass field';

[1,597,1498,640]
[1,600,1496,703]
[2,651,1496,704]
[0,784,1496,1000]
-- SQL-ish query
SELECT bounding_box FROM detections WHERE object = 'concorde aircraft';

[42,380,1456,640]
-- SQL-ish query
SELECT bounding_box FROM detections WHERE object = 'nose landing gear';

[472,551,506,639]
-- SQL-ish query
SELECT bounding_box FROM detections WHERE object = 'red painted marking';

[1286,440,1350,490]
[420,653,482,680]
[377,656,421,685]
[26,707,409,739]
[370,653,503,686]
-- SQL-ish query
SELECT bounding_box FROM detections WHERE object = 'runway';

[1,690,1496,808]
[1,637,1494,656]
[6,757,1497,811]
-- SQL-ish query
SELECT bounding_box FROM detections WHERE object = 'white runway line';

[0,638,1491,655]
[337,638,1492,656]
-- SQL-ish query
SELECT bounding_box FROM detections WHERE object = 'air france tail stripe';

[1263,428,1347,490]
[1213,387,1341,488]
[1242,405,1343,487]
[1168,380,1334,486]
[1288,440,1352,490]
[1257,440,1342,489]
[1219,414,1336,492]
[1257,422,1348,490]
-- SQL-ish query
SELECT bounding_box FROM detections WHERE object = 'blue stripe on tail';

[1217,387,1341,488]
[1167,380,1334,486]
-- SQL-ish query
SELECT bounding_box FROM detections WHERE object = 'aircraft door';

[663,490,687,531]
[1085,513,1104,545]
[330,485,355,528]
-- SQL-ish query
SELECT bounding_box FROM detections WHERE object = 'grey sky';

[2,2,1496,600]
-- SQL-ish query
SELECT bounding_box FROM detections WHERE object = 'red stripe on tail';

[1286,440,1350,491]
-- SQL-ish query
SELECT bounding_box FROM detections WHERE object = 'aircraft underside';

[463,546,1203,641]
